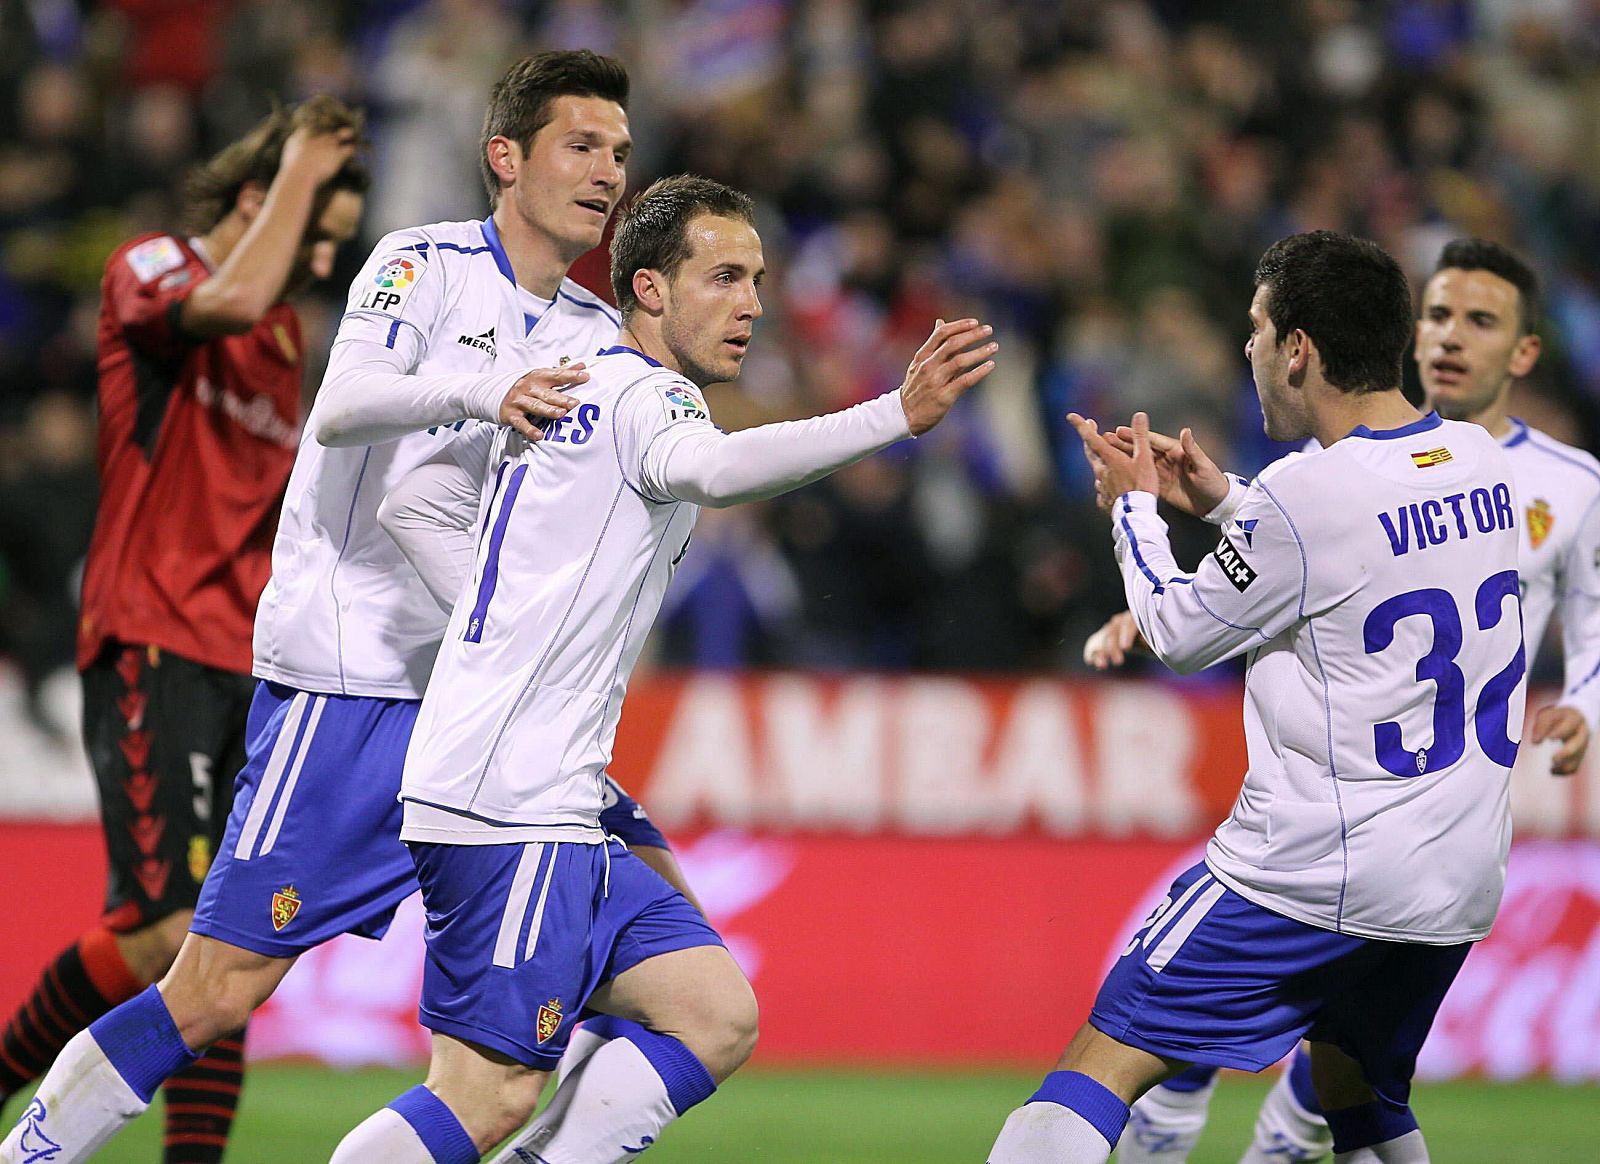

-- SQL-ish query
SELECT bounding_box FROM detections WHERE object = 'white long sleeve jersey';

[398,347,909,843]
[252,217,622,698]
[1117,413,1526,944]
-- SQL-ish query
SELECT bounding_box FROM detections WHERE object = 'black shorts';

[82,643,256,930]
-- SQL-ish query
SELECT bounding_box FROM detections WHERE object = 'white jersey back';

[1119,414,1525,943]
[400,348,711,843]
[1499,419,1600,725]
[253,218,621,697]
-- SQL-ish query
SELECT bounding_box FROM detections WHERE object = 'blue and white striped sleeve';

[1112,484,1306,674]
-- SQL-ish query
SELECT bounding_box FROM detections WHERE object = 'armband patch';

[1213,537,1258,592]
[126,237,186,284]
[357,253,428,316]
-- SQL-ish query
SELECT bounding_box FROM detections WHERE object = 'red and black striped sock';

[0,926,142,1101]
[161,1029,246,1164]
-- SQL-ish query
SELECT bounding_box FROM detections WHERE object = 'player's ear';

[235,181,267,224]
[486,135,519,195]
[632,268,666,315]
[1287,327,1312,379]
[1509,331,1541,379]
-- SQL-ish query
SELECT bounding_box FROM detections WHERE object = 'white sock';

[1240,1068,1332,1163]
[486,1037,683,1164]
[1119,1077,1217,1161]
[0,1028,148,1163]
[330,1108,436,1162]
[987,1103,1113,1164]
[1333,1130,1428,1164]
[551,1022,608,1089]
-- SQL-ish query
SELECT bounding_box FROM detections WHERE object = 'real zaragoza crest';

[1528,498,1554,549]
[271,885,302,931]
[536,998,564,1043]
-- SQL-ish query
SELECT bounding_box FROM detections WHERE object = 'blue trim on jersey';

[560,289,623,326]
[1346,412,1442,441]
[1191,587,1269,639]
[436,242,490,256]
[1568,656,1600,697]
[402,795,603,832]
[1501,417,1530,448]
[600,344,664,367]
[1119,495,1168,594]
[1258,481,1307,619]
[480,216,518,285]
[384,319,400,349]
[332,448,374,692]
[463,463,528,643]
[1520,427,1600,485]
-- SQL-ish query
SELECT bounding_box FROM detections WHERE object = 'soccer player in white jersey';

[324,175,997,1162]
[2,50,662,1164]
[987,231,1526,1164]
[1094,238,1600,1164]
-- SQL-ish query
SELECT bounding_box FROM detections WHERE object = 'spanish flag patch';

[1410,447,1453,468]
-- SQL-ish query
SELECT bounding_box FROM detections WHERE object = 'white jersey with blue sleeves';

[1116,414,1525,944]
[252,217,622,698]
[1498,418,1600,728]
[400,347,710,844]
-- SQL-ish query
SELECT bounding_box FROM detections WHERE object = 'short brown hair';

[182,95,369,233]
[479,50,630,206]
[609,175,757,318]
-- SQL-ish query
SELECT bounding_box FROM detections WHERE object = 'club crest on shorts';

[1527,498,1554,550]
[536,998,564,1043]
[271,885,302,931]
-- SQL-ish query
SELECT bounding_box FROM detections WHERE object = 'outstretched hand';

[1103,423,1230,518]
[1530,704,1590,777]
[1084,610,1145,670]
[898,319,999,436]
[1069,410,1160,512]
[501,363,589,441]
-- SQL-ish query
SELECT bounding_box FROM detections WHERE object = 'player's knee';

[700,979,760,1081]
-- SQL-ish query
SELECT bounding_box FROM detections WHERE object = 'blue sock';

[88,984,199,1103]
[389,1085,479,1164]
[1028,1070,1130,1149]
[1163,1064,1219,1093]
[1324,1099,1418,1153]
[616,1024,716,1115]
[1288,1046,1323,1115]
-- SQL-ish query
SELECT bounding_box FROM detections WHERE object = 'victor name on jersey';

[1378,481,1515,557]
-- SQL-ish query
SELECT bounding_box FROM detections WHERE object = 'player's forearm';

[377,460,480,611]
[312,340,520,447]
[183,168,324,336]
[652,390,910,507]
[1113,492,1255,674]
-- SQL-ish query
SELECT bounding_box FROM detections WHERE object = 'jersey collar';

[599,344,663,368]
[479,216,518,286]
[1500,417,1531,448]
[1345,411,1443,441]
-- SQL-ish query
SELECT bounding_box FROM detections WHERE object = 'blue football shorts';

[1090,861,1471,1105]
[191,682,421,957]
[408,837,722,1068]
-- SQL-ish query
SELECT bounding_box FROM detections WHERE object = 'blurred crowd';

[4,0,1600,701]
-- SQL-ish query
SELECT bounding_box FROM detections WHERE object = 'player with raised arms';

[1094,238,1600,1164]
[988,231,1525,1164]
[3,49,665,1163]
[327,173,997,1162]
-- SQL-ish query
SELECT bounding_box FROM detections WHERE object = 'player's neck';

[1315,386,1421,446]
[1464,393,1515,439]
[491,203,573,300]
[618,324,687,381]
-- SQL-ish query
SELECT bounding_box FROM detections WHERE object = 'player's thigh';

[191,684,419,957]
[1311,938,1472,1107]
[1091,862,1367,1074]
[82,645,255,931]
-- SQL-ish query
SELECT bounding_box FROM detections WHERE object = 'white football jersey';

[400,347,712,844]
[1498,418,1600,727]
[1117,414,1525,944]
[253,218,621,698]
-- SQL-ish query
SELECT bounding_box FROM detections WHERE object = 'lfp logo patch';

[662,384,709,423]
[359,253,427,315]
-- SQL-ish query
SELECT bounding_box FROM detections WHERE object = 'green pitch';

[39,1065,1599,1161]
